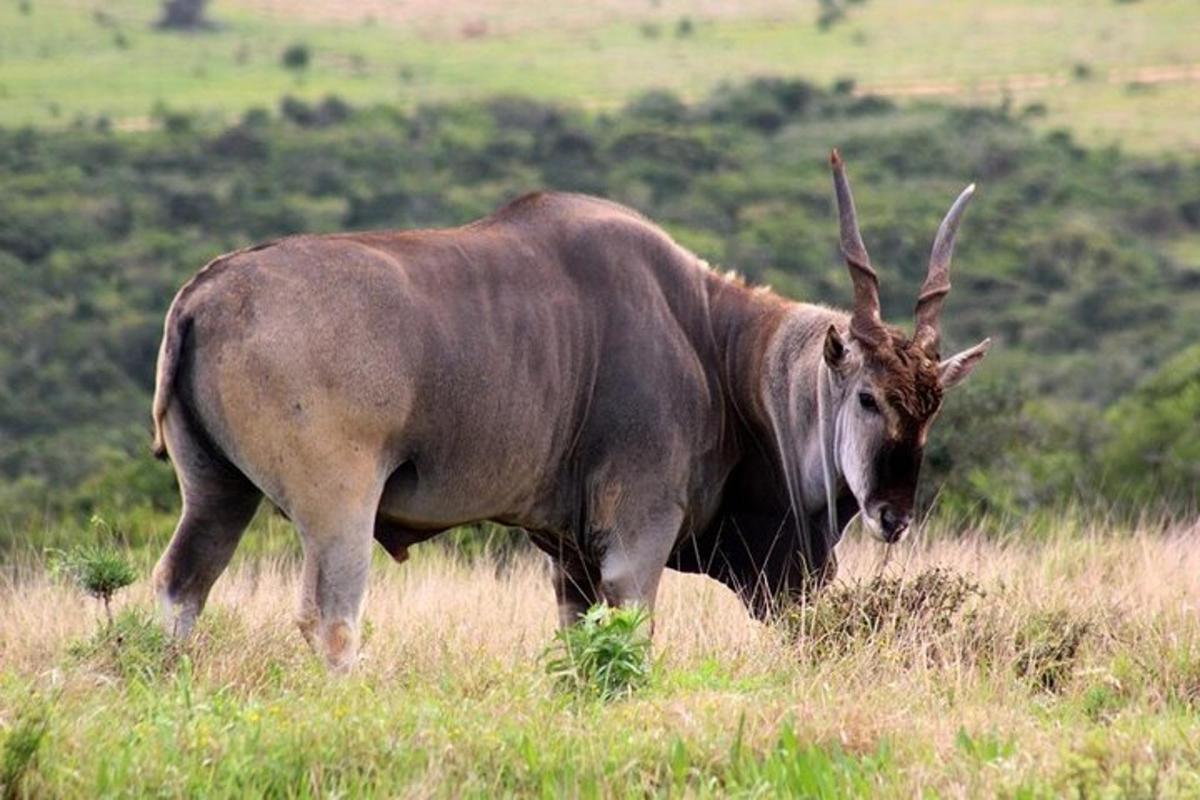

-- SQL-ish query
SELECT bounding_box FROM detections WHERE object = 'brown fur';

[865,328,943,424]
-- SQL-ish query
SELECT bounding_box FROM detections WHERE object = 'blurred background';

[1,0,1197,549]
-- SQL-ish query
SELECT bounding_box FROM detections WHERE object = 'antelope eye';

[858,392,879,413]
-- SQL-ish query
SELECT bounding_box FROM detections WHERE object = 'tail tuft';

[151,312,190,460]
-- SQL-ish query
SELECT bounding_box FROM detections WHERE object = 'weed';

[543,604,652,701]
[955,728,1017,765]
[1081,682,1123,723]
[781,567,982,659]
[1015,609,1090,693]
[1057,735,1165,798]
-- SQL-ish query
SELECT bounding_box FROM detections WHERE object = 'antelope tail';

[150,309,191,460]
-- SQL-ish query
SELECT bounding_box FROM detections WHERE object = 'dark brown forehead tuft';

[864,328,943,421]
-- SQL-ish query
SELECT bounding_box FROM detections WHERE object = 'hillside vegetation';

[2,80,1199,546]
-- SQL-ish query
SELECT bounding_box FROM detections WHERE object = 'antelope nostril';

[880,506,911,540]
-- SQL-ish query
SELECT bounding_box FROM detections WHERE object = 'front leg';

[550,556,601,628]
[597,502,686,618]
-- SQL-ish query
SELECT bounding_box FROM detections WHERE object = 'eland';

[150,151,990,670]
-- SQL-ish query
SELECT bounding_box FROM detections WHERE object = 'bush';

[281,43,310,72]
[780,568,982,660]
[48,532,138,624]
[625,90,688,124]
[543,604,653,701]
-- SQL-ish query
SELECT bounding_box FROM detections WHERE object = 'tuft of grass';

[1081,681,1124,723]
[0,701,50,800]
[66,607,176,682]
[781,567,982,660]
[1015,609,1090,693]
[722,724,893,796]
[543,604,653,701]
[955,728,1015,764]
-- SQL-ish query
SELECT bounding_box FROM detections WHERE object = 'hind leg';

[152,408,261,638]
[287,467,383,673]
[294,508,376,672]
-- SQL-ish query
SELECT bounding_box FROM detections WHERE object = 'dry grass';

[2,518,1200,796]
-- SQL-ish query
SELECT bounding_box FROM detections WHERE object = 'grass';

[2,516,1199,796]
[0,0,1198,152]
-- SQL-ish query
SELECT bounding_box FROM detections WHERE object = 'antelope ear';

[824,325,847,370]
[939,338,991,389]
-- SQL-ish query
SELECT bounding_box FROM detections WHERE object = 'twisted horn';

[914,183,976,354]
[830,149,886,346]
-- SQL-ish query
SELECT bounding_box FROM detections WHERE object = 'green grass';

[3,521,1200,797]
[1,0,1198,151]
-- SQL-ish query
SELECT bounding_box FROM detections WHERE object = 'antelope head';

[822,150,991,543]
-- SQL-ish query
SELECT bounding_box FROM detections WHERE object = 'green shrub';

[281,43,310,72]
[1080,682,1123,723]
[47,526,138,625]
[543,604,653,701]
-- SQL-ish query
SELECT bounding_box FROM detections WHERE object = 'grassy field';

[3,2,1199,796]
[1,0,1198,152]
[3,517,1199,797]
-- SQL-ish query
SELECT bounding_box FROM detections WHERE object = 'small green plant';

[1081,682,1123,723]
[954,728,1015,763]
[1,702,50,800]
[48,523,138,626]
[543,604,653,701]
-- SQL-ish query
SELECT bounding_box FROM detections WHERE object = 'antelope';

[150,151,989,670]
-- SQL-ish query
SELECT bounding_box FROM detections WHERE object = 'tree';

[157,0,212,31]
[48,517,138,626]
